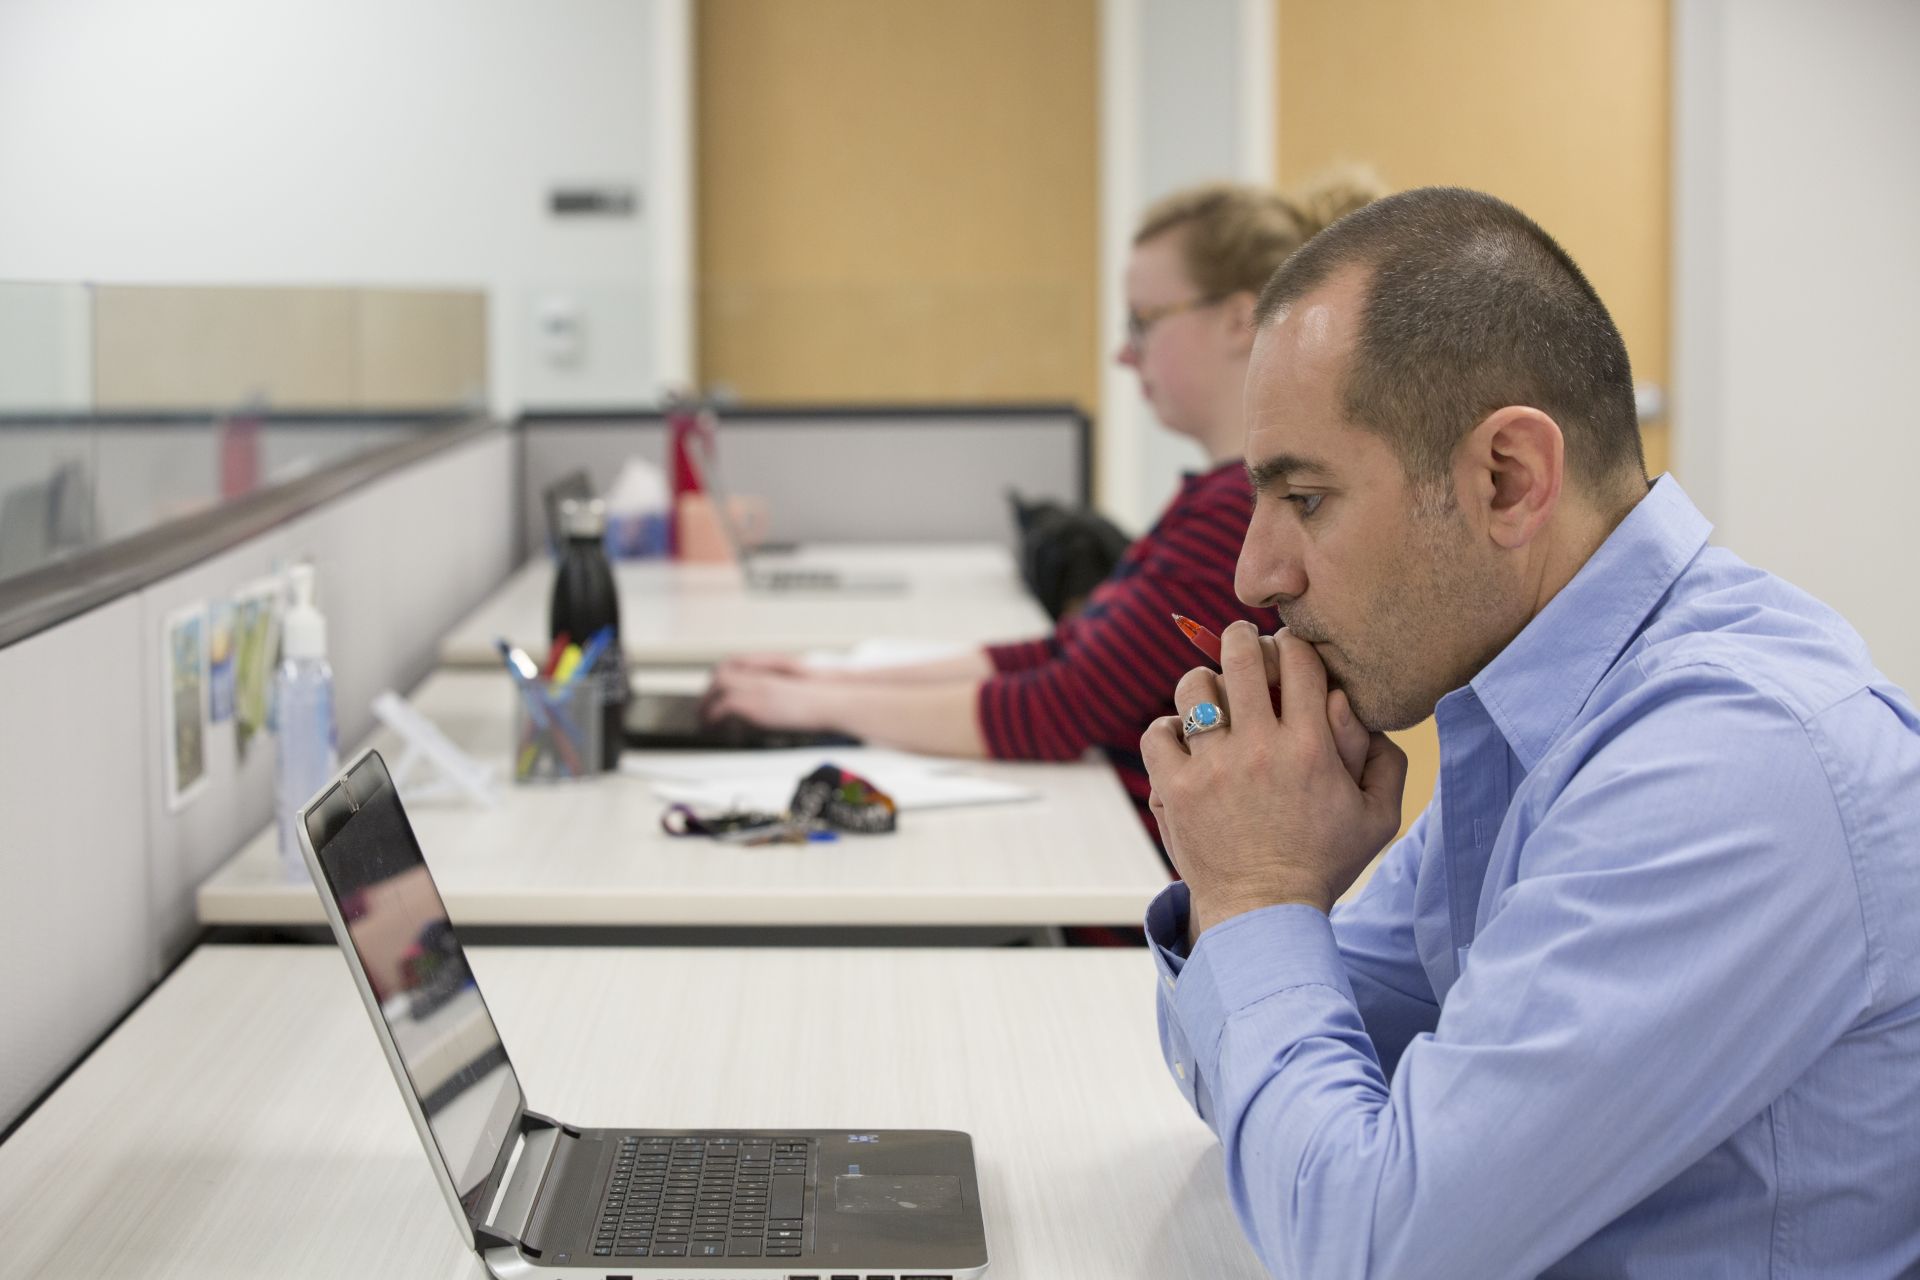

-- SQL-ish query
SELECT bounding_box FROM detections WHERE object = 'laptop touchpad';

[832,1175,963,1214]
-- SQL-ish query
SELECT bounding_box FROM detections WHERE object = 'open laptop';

[687,438,907,595]
[299,749,990,1278]
[623,675,858,752]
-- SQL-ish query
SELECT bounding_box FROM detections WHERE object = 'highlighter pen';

[1171,613,1223,664]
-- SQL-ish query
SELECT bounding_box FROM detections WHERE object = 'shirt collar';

[1458,475,1712,772]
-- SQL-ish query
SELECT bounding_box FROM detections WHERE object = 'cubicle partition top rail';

[0,412,498,650]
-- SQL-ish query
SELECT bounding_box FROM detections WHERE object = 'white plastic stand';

[372,689,499,807]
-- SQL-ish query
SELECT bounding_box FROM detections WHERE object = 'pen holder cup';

[510,675,606,783]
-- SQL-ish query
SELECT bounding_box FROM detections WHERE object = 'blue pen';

[496,638,559,775]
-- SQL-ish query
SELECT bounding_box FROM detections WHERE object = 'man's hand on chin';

[1141,622,1407,949]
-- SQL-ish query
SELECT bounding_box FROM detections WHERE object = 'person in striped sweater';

[707,173,1381,847]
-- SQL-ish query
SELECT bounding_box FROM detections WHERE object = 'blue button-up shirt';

[1147,477,1920,1278]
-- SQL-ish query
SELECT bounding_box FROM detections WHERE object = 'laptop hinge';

[477,1110,570,1255]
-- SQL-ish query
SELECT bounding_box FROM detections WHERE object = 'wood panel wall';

[91,287,487,411]
[696,0,1100,411]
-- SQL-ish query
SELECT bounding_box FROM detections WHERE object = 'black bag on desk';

[1009,490,1131,622]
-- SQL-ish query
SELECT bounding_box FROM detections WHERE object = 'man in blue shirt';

[1141,187,1920,1278]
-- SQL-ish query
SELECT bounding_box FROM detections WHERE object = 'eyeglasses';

[1124,293,1228,351]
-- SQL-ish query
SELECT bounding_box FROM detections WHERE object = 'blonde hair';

[1134,167,1387,299]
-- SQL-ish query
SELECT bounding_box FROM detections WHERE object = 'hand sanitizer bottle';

[275,563,338,878]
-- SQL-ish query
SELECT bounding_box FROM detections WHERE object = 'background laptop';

[688,437,907,595]
[541,469,596,558]
[622,674,858,752]
[299,749,989,1278]
[623,439,884,747]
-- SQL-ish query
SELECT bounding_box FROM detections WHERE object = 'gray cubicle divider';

[517,405,1091,558]
[0,425,515,1135]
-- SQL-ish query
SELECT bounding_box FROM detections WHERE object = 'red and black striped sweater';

[977,460,1269,847]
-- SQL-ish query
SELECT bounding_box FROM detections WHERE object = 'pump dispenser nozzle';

[284,563,328,662]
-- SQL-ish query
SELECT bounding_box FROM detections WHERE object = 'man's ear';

[1459,406,1563,549]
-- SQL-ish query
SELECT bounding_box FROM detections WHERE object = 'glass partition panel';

[0,283,98,578]
[0,283,486,590]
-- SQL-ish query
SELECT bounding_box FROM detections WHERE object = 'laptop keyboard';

[763,568,840,590]
[592,1134,813,1259]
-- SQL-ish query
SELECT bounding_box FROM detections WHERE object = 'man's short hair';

[1253,187,1646,495]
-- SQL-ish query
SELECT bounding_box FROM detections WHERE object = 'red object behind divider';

[665,402,715,560]
[667,405,710,497]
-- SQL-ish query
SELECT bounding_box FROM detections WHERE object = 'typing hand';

[712,652,813,680]
[704,668,832,731]
[1142,621,1405,940]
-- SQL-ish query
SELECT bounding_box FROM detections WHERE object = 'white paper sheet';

[621,746,1036,812]
[800,638,970,671]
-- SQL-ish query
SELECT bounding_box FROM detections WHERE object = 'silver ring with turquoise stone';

[1181,699,1227,740]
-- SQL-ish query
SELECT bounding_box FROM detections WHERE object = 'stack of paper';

[620,747,1036,813]
[800,639,969,671]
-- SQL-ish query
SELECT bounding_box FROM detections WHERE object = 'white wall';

[0,0,693,414]
[0,284,92,412]
[1099,0,1273,532]
[1674,0,1920,692]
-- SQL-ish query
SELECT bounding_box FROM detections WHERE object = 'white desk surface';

[197,670,1170,929]
[0,945,1266,1280]
[439,543,1052,668]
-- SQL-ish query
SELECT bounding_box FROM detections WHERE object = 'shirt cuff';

[1173,902,1356,1085]
[1145,883,1205,1116]
[1145,881,1193,975]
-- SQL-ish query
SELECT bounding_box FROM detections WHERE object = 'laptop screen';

[306,755,523,1222]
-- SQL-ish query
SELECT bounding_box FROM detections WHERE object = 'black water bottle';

[550,497,625,770]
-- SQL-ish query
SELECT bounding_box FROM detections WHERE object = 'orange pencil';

[1171,613,1222,664]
